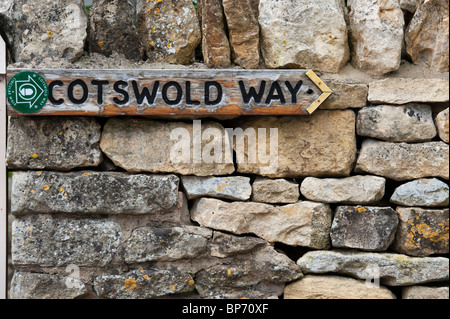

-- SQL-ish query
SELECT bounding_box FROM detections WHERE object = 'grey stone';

[435,107,449,143]
[390,178,449,207]
[123,226,210,263]
[297,250,449,286]
[100,118,235,176]
[0,0,87,64]
[392,207,449,257]
[401,0,418,12]
[88,0,144,61]
[259,0,349,72]
[12,215,121,267]
[300,176,386,205]
[181,176,251,201]
[368,78,450,104]
[9,272,87,299]
[11,171,179,215]
[94,269,195,299]
[251,177,300,204]
[137,0,201,64]
[402,286,449,299]
[331,206,399,251]
[6,117,102,170]
[191,198,333,249]
[347,0,404,75]
[355,139,449,181]
[210,231,267,258]
[195,246,302,299]
[357,104,437,142]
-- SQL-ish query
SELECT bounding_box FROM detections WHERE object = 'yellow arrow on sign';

[305,70,333,114]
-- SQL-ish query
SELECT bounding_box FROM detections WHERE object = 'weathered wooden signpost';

[2,59,333,299]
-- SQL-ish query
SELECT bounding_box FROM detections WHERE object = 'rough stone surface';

[347,0,404,75]
[210,231,267,258]
[6,117,102,170]
[300,176,386,205]
[284,275,396,299]
[392,207,449,257]
[9,272,87,299]
[401,0,418,12]
[406,0,449,72]
[355,139,449,181]
[435,107,449,143]
[0,0,87,64]
[297,250,449,286]
[137,0,201,64]
[12,215,121,267]
[222,0,260,69]
[259,0,349,72]
[191,198,333,249]
[233,111,356,178]
[198,0,231,68]
[402,286,449,299]
[390,178,449,207]
[181,176,251,201]
[88,0,144,61]
[100,118,235,176]
[357,104,437,142]
[319,81,368,109]
[123,226,210,263]
[195,246,302,299]
[11,171,179,215]
[368,78,450,104]
[251,178,300,204]
[331,206,399,251]
[94,269,195,299]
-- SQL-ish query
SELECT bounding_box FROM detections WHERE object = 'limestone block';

[390,178,449,207]
[181,176,251,201]
[251,177,300,204]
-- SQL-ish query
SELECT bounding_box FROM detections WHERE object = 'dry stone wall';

[1,0,449,299]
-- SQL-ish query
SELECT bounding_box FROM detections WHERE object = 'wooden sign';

[6,68,332,116]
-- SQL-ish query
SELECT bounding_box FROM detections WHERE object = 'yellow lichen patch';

[188,279,194,286]
[124,278,137,291]
[154,8,160,15]
[358,207,367,213]
[47,31,53,38]
[59,187,64,192]
[147,9,151,15]
[82,172,90,177]
[32,153,38,159]
[169,285,176,292]
[43,185,50,191]
[143,275,149,280]
[406,218,449,250]
[217,182,227,192]
[36,171,42,174]
[27,226,32,231]
[97,41,104,48]
[227,269,232,276]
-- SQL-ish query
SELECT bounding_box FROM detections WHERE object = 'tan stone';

[347,0,404,75]
[406,0,449,72]
[251,177,299,204]
[137,0,201,64]
[232,110,356,178]
[435,107,449,143]
[368,78,449,104]
[319,81,368,109]
[100,118,235,176]
[222,0,260,69]
[402,286,449,299]
[284,275,396,299]
[259,0,349,72]
[191,198,333,249]
[198,0,231,68]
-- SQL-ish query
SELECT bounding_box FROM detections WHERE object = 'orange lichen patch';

[59,187,64,192]
[217,182,227,192]
[47,31,53,37]
[146,9,151,15]
[358,207,367,213]
[227,269,232,276]
[143,275,149,280]
[188,279,194,286]
[32,153,38,159]
[124,278,137,291]
[406,218,449,250]
[169,285,176,292]
[97,41,104,48]
[36,171,42,174]
[82,172,90,177]
[154,8,160,15]
[43,185,50,191]
[27,226,32,231]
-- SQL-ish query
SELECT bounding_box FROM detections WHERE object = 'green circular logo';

[7,71,49,113]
